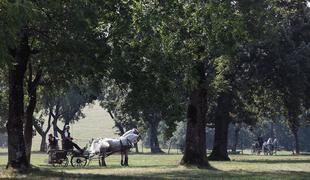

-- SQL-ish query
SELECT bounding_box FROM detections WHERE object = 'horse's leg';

[101,153,107,167]
[274,145,277,155]
[121,151,124,166]
[99,155,102,166]
[100,148,107,167]
[124,150,128,166]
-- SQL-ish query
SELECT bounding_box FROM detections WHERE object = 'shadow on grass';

[2,166,310,180]
[39,164,179,170]
[145,170,310,179]
[1,168,148,180]
[233,159,310,164]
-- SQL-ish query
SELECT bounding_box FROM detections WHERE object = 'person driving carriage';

[63,125,83,153]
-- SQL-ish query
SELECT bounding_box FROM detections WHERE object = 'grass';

[0,152,310,179]
[1,104,310,179]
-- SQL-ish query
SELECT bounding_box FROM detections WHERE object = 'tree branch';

[33,118,44,136]
[44,111,52,134]
[107,110,115,119]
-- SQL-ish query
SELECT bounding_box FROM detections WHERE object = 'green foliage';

[1,0,310,159]
[169,121,187,150]
[241,1,310,132]
[0,0,38,65]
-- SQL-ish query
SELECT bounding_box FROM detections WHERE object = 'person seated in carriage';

[47,133,58,163]
[48,133,58,151]
[62,125,83,153]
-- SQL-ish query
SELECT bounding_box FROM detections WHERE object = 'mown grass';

[1,104,310,179]
[1,152,310,179]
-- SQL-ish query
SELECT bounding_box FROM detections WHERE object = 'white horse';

[89,129,140,166]
[262,138,278,155]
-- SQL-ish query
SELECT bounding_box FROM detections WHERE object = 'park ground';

[0,148,310,180]
[1,105,310,179]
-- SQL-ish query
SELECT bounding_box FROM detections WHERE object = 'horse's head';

[89,138,102,154]
[133,128,139,135]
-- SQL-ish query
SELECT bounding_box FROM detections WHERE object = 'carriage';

[48,149,89,167]
[48,128,140,167]
[251,139,279,155]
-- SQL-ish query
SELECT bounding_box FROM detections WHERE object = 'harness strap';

[120,138,133,152]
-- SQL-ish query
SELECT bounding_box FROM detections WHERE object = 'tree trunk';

[286,97,300,155]
[40,134,47,152]
[24,64,42,165]
[53,123,59,138]
[148,114,164,153]
[168,140,172,154]
[108,110,126,136]
[6,28,30,170]
[24,97,35,166]
[292,128,300,155]
[134,143,139,153]
[232,123,241,153]
[287,107,300,155]
[52,110,63,139]
[180,87,209,167]
[209,117,230,161]
[209,91,233,161]
[33,113,52,152]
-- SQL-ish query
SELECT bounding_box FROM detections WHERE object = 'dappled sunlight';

[1,153,310,179]
[210,155,310,173]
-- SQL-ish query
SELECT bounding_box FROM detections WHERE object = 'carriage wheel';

[52,157,69,167]
[70,156,88,167]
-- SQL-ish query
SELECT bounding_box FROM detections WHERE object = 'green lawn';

[1,104,310,179]
[1,152,310,179]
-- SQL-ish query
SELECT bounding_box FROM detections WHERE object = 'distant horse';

[89,129,140,166]
[262,142,272,155]
[262,138,277,155]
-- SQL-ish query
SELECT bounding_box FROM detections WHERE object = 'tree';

[102,1,187,154]
[240,1,310,154]
[207,54,258,161]
[0,0,110,170]
[178,0,252,166]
